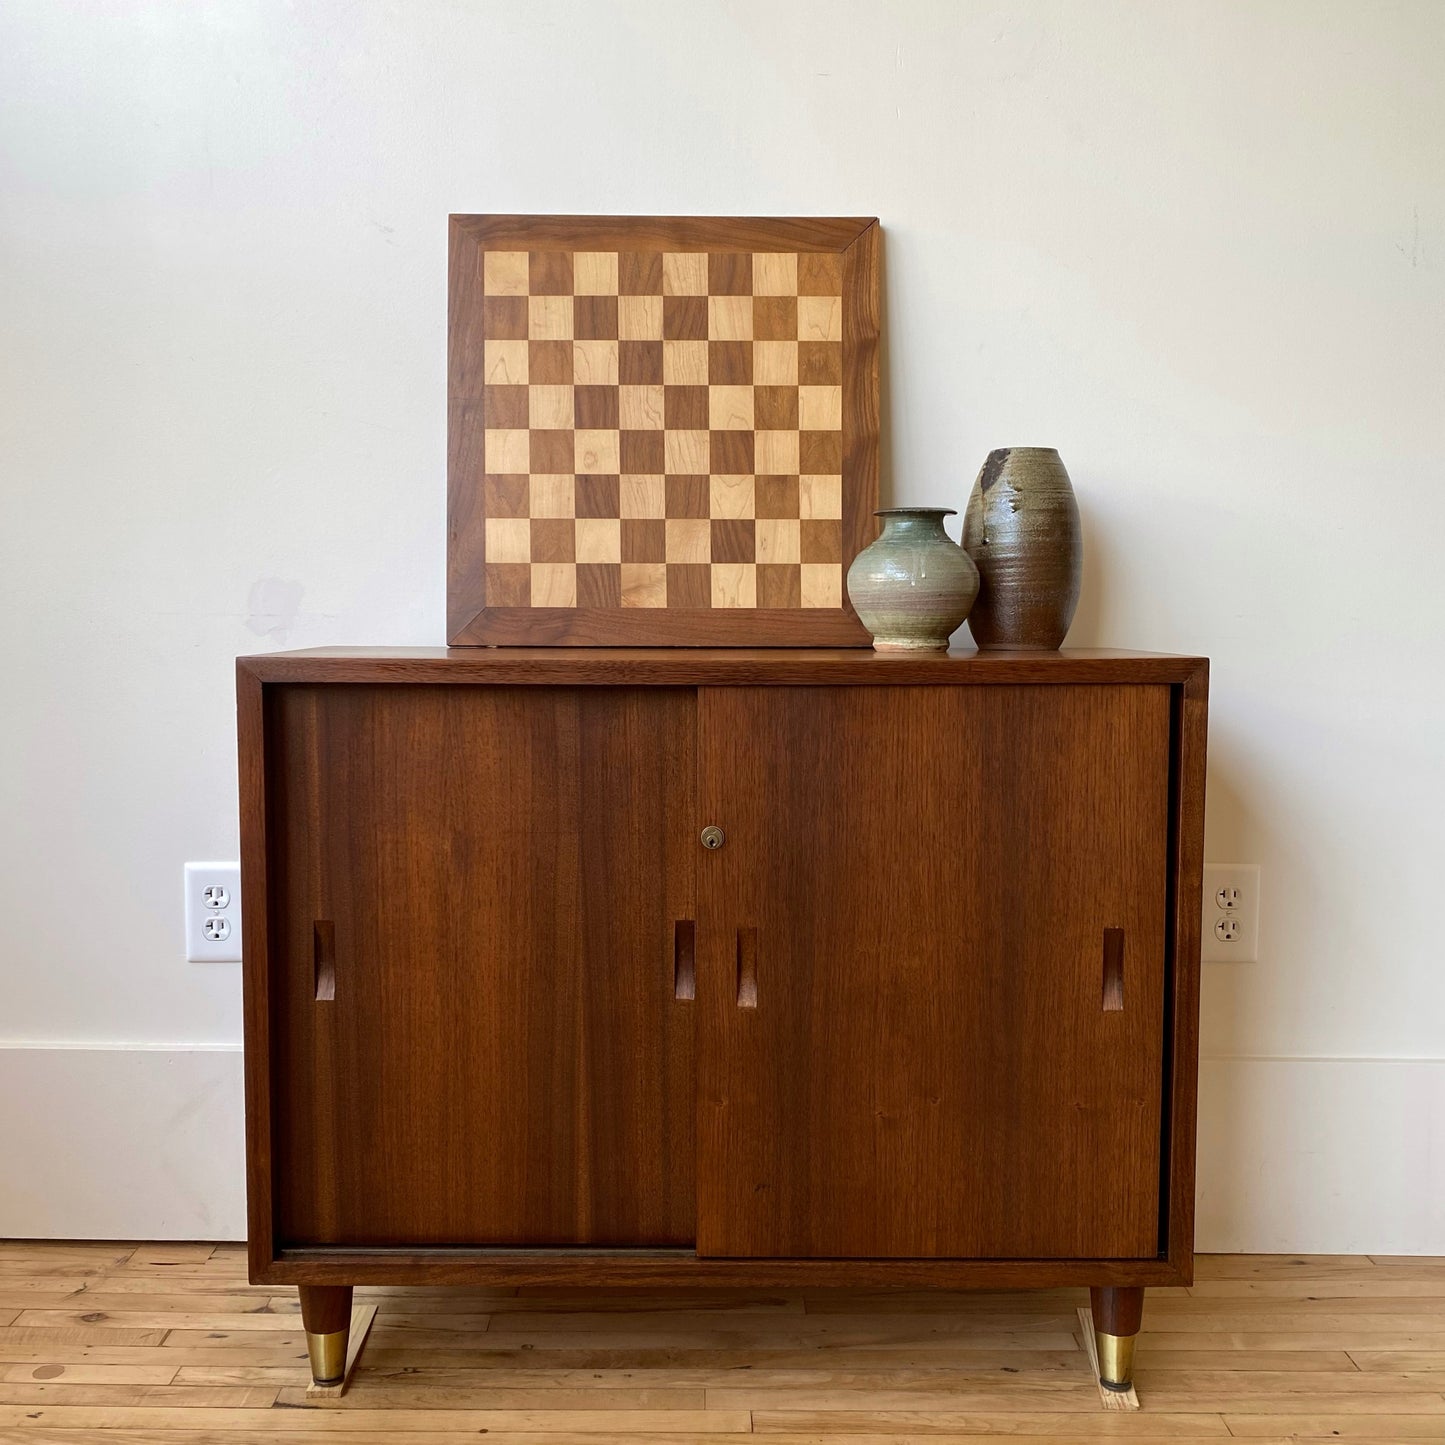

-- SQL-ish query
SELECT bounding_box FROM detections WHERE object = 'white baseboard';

[2,1046,1441,1252]
[0,1045,245,1240]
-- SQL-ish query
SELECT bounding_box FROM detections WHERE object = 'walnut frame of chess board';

[447,215,879,646]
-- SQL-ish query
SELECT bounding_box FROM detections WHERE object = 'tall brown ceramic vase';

[962,447,1082,650]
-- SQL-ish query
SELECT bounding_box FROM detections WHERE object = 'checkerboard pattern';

[478,249,845,610]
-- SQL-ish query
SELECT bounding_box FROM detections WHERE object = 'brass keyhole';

[700,825,725,850]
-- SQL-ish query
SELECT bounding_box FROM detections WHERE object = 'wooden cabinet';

[239,648,1207,1391]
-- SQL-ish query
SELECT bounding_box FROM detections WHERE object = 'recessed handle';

[1102,927,1124,1012]
[701,825,725,850]
[673,920,696,1001]
[314,921,336,1002]
[736,927,758,1009]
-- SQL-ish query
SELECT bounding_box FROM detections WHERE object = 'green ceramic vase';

[846,509,979,651]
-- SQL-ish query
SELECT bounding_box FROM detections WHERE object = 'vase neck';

[878,511,951,540]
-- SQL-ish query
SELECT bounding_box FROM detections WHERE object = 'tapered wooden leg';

[299,1284,353,1387]
[1090,1286,1143,1392]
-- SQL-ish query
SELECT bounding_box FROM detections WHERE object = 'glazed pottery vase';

[962,447,1083,650]
[846,508,979,652]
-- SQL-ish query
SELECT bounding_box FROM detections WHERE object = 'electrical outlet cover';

[1201,863,1260,963]
[185,862,242,961]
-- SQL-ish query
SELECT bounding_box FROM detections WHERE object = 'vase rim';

[874,507,957,518]
[988,446,1061,456]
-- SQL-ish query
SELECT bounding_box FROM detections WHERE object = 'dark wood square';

[575,474,620,517]
[800,518,842,563]
[619,340,664,385]
[484,562,531,605]
[482,296,528,339]
[753,296,797,341]
[800,429,843,473]
[710,430,755,475]
[708,340,752,384]
[529,251,573,295]
[666,562,711,606]
[709,252,752,295]
[798,251,843,295]
[484,384,529,429]
[530,518,575,562]
[664,385,708,430]
[530,429,575,473]
[482,474,529,518]
[799,341,843,385]
[754,385,799,430]
[620,429,665,473]
[574,295,619,340]
[575,385,620,429]
[577,562,621,607]
[619,252,663,294]
[621,518,666,562]
[665,475,709,518]
[711,519,756,563]
[663,295,707,341]
[755,475,800,518]
[530,340,572,384]
[757,562,802,608]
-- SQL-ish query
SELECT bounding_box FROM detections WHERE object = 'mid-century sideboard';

[237,647,1207,1392]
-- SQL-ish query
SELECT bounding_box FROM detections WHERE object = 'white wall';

[1,0,1442,1248]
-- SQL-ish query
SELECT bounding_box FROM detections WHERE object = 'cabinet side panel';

[697,684,1173,1259]
[267,684,697,1247]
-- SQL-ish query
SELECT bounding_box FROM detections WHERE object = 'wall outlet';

[185,862,242,961]
[1201,863,1259,962]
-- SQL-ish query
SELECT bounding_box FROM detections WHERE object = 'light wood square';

[754,340,799,385]
[798,295,842,342]
[619,295,664,340]
[663,252,708,296]
[575,518,622,563]
[485,517,532,564]
[573,252,619,295]
[621,474,665,518]
[665,518,711,563]
[484,428,530,473]
[755,429,800,473]
[620,384,665,430]
[483,339,528,385]
[711,562,757,609]
[708,295,752,341]
[483,251,529,296]
[572,340,619,384]
[663,340,708,385]
[621,561,667,607]
[528,295,573,340]
[800,473,843,519]
[799,385,842,430]
[529,385,574,429]
[709,385,754,431]
[576,429,620,474]
[665,429,709,474]
[531,561,576,607]
[710,474,755,519]
[801,561,842,608]
[753,252,798,295]
[529,475,574,518]
[756,517,801,563]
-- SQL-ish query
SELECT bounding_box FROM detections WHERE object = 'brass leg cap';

[1096,1328,1136,1392]
[306,1327,349,1386]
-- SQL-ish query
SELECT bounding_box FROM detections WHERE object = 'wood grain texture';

[265,685,696,1247]
[695,685,1171,1259]
[3,1244,1443,1436]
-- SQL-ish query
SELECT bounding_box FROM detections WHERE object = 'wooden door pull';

[314,921,336,1002]
[673,920,696,1001]
[736,927,758,1009]
[1102,927,1124,1012]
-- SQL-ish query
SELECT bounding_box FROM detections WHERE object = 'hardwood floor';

[0,1243,1442,1439]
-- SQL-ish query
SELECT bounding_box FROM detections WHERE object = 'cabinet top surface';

[238,647,1208,688]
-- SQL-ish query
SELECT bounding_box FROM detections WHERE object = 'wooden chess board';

[448,216,879,646]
